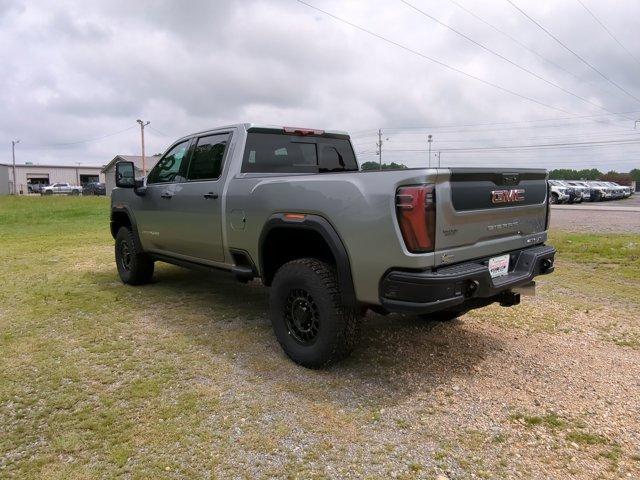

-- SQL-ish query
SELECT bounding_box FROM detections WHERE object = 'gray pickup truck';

[111,124,555,367]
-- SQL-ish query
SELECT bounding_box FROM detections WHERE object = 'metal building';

[102,155,161,195]
[0,162,105,195]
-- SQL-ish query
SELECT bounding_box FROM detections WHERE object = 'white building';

[0,164,10,195]
[0,163,105,195]
[101,155,161,195]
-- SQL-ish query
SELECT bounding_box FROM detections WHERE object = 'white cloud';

[1,0,639,171]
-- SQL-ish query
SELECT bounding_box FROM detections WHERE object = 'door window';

[186,134,229,181]
[147,140,191,184]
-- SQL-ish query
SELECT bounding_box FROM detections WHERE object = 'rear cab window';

[241,128,358,174]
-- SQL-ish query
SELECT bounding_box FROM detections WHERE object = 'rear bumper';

[380,244,556,314]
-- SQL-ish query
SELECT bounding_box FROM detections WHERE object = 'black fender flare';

[110,205,144,252]
[259,213,357,307]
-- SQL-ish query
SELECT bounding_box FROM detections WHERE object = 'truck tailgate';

[434,168,548,266]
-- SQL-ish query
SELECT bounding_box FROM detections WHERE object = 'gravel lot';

[2,198,639,479]
[551,196,640,233]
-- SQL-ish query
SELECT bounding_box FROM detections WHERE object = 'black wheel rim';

[284,288,320,345]
[119,240,132,272]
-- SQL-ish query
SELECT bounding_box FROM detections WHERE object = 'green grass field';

[1,196,639,478]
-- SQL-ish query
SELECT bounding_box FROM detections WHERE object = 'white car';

[585,181,614,200]
[548,180,571,204]
[41,182,82,195]
[605,182,630,198]
[564,181,591,201]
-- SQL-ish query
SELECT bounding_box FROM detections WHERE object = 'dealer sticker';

[488,254,510,278]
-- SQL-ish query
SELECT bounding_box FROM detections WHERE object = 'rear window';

[241,132,358,174]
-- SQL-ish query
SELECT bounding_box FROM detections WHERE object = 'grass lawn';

[1,196,639,479]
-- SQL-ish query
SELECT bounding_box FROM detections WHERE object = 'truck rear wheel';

[269,258,360,368]
[115,227,154,285]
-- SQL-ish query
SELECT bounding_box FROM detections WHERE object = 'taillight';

[396,185,436,253]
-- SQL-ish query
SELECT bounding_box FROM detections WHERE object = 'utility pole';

[11,140,20,195]
[376,128,383,170]
[137,119,150,176]
[427,134,433,167]
[436,151,442,167]
[75,162,81,186]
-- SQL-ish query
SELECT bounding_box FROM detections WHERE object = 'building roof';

[101,155,162,173]
[0,162,103,169]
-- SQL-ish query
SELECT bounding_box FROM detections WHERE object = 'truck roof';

[177,123,350,142]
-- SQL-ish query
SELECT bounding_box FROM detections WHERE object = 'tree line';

[549,168,639,185]
[360,162,638,185]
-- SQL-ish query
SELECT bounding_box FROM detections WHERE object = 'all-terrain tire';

[115,227,154,285]
[269,258,361,368]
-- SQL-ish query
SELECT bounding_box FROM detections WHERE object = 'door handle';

[204,192,219,199]
[160,192,173,199]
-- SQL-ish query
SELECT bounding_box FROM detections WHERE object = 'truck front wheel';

[269,258,360,368]
[115,227,154,285]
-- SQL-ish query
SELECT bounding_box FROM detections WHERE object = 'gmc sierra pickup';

[111,124,556,368]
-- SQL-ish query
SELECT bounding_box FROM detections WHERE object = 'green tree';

[360,161,408,171]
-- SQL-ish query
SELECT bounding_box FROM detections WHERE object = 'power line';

[365,131,639,145]
[399,0,624,118]
[294,0,573,115]
[384,137,640,153]
[21,125,137,149]
[506,0,640,105]
[348,110,640,138]
[446,0,582,81]
[576,0,640,68]
[148,126,172,137]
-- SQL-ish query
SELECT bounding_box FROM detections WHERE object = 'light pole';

[76,162,81,186]
[137,119,150,176]
[427,134,433,167]
[11,140,20,195]
[377,128,383,169]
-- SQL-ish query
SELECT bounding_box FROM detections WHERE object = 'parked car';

[603,182,630,198]
[41,182,82,195]
[563,181,591,202]
[585,181,614,200]
[27,183,47,194]
[110,123,556,367]
[83,182,106,196]
[600,182,625,199]
[548,180,577,204]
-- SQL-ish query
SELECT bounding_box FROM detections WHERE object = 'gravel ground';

[3,198,639,479]
[550,198,640,233]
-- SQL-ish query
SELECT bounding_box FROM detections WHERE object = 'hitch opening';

[499,290,521,307]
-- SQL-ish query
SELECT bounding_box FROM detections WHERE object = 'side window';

[147,140,190,184]
[186,134,229,181]
[242,134,318,173]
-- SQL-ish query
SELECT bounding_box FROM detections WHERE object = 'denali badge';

[491,189,525,204]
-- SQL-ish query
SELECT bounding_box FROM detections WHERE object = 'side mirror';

[115,161,135,188]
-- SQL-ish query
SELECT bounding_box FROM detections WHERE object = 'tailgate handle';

[204,192,219,199]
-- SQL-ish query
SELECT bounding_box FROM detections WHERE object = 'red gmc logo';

[491,189,525,204]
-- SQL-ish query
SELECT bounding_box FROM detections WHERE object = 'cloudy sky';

[2,0,640,171]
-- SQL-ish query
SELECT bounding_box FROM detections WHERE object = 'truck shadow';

[108,264,504,408]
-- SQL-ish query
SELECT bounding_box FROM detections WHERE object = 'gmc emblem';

[491,189,525,204]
